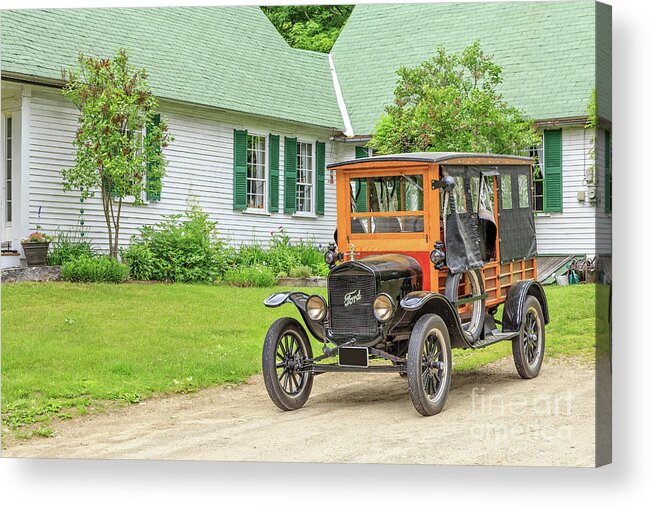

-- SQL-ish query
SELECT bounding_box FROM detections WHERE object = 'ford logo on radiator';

[344,289,362,307]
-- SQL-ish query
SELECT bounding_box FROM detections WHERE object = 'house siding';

[535,126,600,256]
[27,85,339,251]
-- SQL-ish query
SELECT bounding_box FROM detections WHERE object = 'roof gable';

[1,7,343,129]
[331,2,600,135]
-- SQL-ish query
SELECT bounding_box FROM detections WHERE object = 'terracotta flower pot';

[21,242,50,267]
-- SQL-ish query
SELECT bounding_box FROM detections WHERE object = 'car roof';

[327,151,534,169]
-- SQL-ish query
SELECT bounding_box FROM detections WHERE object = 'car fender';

[263,292,325,341]
[400,291,471,348]
[502,281,550,332]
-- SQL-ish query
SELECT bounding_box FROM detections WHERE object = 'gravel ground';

[2,357,596,466]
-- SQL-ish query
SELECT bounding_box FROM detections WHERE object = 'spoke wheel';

[407,314,452,416]
[445,269,485,344]
[262,317,313,411]
[512,296,545,379]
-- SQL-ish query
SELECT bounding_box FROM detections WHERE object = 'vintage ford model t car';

[262,152,549,416]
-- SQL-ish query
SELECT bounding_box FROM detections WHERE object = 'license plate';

[338,347,369,368]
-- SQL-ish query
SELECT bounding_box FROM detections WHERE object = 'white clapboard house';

[0,3,611,270]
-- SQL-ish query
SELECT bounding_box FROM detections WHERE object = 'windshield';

[350,174,424,234]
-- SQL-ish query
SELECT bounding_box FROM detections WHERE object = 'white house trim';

[20,85,31,242]
[328,54,354,138]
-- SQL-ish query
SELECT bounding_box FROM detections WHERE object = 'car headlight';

[373,293,395,322]
[306,295,327,321]
[324,248,336,265]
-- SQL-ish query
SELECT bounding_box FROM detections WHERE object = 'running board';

[472,330,519,349]
[308,364,404,374]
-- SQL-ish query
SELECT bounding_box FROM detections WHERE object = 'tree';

[61,49,173,258]
[261,5,353,53]
[368,41,540,155]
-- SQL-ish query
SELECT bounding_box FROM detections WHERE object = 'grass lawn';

[1,282,596,438]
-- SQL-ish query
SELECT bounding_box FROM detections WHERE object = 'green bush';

[121,242,154,281]
[288,265,313,278]
[136,204,229,283]
[223,265,276,288]
[47,229,95,266]
[61,256,130,283]
[231,227,328,277]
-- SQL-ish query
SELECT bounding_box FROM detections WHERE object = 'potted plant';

[20,229,52,266]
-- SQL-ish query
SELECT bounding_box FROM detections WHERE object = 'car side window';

[501,174,513,210]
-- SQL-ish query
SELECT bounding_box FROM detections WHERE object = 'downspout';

[328,53,354,138]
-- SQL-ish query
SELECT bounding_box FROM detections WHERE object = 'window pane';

[479,176,494,215]
[452,176,467,213]
[349,174,424,234]
[533,178,544,212]
[296,142,313,212]
[470,176,480,213]
[352,175,423,213]
[518,174,530,208]
[501,175,513,209]
[246,135,266,209]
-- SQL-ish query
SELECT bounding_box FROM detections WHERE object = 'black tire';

[512,296,545,379]
[407,314,453,416]
[445,269,485,344]
[262,317,313,411]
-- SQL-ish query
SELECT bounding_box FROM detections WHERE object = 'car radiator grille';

[328,272,378,337]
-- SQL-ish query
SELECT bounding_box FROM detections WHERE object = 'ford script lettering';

[344,289,362,307]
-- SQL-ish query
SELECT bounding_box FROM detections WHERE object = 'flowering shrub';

[21,231,52,244]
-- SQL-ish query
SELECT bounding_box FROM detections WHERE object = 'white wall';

[27,85,341,251]
[535,126,601,256]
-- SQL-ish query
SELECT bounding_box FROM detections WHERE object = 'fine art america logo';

[344,289,362,307]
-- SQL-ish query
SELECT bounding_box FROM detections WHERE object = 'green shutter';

[316,141,326,216]
[233,129,248,210]
[605,130,612,214]
[268,134,280,212]
[146,113,162,201]
[284,137,297,214]
[354,146,368,212]
[543,129,563,212]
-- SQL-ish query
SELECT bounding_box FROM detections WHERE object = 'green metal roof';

[331,1,604,135]
[0,7,344,130]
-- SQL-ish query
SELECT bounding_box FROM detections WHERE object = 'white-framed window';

[296,141,314,213]
[247,134,267,210]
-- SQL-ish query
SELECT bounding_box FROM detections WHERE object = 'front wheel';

[512,296,545,379]
[262,317,313,411]
[407,314,453,416]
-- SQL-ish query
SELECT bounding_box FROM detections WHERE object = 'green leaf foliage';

[223,265,277,288]
[61,256,130,283]
[261,5,353,53]
[61,49,173,257]
[368,41,540,155]
[124,203,230,283]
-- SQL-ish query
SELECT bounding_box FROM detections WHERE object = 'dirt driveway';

[3,357,596,466]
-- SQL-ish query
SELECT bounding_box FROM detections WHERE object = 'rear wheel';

[445,269,485,344]
[407,314,452,416]
[262,317,313,411]
[512,296,545,379]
